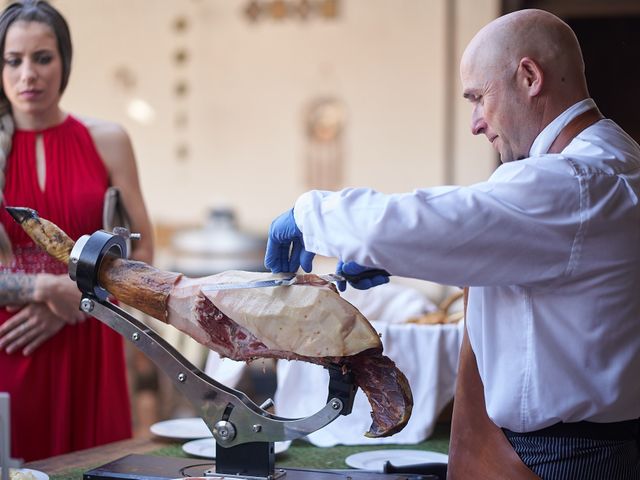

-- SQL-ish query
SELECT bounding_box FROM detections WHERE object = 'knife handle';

[342,268,391,283]
[383,460,447,478]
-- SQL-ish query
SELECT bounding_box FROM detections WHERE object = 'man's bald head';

[460,10,590,162]
[462,9,587,101]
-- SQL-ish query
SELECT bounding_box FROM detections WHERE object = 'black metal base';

[82,454,436,480]
[215,441,274,477]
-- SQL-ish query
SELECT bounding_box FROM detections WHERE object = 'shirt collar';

[529,98,597,157]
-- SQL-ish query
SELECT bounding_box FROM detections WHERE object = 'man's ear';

[518,57,543,97]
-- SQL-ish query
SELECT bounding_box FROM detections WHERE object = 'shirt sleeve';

[294,159,584,287]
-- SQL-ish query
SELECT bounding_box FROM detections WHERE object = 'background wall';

[55,0,499,237]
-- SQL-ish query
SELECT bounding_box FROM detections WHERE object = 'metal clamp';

[69,230,126,300]
[79,296,348,445]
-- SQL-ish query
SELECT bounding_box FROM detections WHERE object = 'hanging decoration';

[244,0,339,22]
[171,15,191,162]
[303,97,346,190]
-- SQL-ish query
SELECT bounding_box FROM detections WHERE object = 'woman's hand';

[0,303,66,355]
[33,273,87,324]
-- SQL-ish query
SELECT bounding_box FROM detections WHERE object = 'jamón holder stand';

[70,229,427,480]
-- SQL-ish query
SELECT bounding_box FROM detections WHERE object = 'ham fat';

[9,207,413,438]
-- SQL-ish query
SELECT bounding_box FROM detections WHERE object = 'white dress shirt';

[293,98,640,432]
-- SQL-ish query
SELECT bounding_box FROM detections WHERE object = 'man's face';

[460,57,529,163]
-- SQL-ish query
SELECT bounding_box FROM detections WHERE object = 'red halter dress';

[0,115,131,462]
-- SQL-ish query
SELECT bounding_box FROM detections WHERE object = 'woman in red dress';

[0,0,154,461]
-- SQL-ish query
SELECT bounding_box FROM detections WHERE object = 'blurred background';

[53,0,640,254]
[48,0,639,436]
[56,0,497,237]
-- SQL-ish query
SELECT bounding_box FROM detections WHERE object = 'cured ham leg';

[7,207,412,438]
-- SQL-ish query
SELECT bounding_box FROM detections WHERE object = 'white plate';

[345,449,448,471]
[0,469,49,480]
[182,438,291,459]
[150,417,212,440]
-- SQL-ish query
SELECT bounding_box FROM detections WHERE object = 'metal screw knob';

[214,420,236,444]
[259,398,274,410]
[177,372,186,382]
[112,227,142,241]
[331,400,342,410]
[80,298,94,313]
[131,332,140,341]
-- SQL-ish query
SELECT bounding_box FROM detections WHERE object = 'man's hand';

[335,260,390,292]
[0,303,67,355]
[265,209,315,273]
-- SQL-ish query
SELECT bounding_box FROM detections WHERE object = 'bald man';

[264,9,640,479]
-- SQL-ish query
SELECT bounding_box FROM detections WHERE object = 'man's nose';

[471,114,486,136]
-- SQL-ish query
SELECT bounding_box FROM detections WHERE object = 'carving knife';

[201,268,390,292]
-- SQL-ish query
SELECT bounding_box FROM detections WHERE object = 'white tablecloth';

[275,321,462,446]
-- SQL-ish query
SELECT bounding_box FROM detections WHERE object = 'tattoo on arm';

[0,273,36,305]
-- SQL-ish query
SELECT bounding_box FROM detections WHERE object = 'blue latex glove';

[335,260,390,292]
[265,208,315,273]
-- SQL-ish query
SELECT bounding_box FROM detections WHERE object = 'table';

[24,423,451,479]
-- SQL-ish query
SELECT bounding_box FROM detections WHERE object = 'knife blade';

[201,269,390,293]
[201,276,295,292]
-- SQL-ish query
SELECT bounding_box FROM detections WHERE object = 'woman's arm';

[0,272,86,355]
[0,271,85,320]
[0,272,35,305]
[83,117,154,264]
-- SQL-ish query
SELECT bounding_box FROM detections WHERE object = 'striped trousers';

[505,423,640,480]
